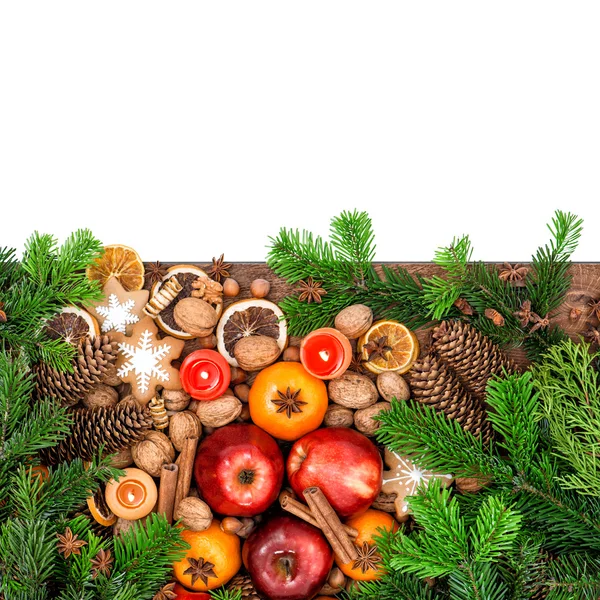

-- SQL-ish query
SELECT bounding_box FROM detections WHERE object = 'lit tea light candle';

[300,327,352,380]
[105,468,158,520]
[179,349,231,401]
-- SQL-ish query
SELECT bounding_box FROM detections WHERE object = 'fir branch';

[209,588,243,600]
[343,568,439,600]
[543,553,600,599]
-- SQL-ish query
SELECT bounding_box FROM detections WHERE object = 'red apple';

[287,427,382,519]
[194,423,284,517]
[245,515,333,600]
[172,583,211,599]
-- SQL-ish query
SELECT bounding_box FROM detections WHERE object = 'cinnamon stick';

[157,463,179,524]
[279,493,358,538]
[174,436,199,513]
[303,487,358,563]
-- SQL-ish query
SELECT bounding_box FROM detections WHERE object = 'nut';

[371,490,397,513]
[334,304,373,339]
[220,516,255,538]
[196,395,243,427]
[131,430,175,477]
[455,475,492,494]
[173,297,218,337]
[195,333,218,349]
[82,384,118,409]
[320,567,347,595]
[223,278,240,297]
[283,346,301,362]
[377,371,410,402]
[328,372,378,409]
[173,497,212,531]
[233,335,281,371]
[161,388,191,412]
[230,367,248,385]
[108,447,133,468]
[234,383,250,403]
[323,404,354,428]
[239,404,251,421]
[250,278,270,298]
[169,410,202,452]
[113,517,140,537]
[354,401,392,436]
[101,363,122,387]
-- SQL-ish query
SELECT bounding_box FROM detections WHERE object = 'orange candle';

[105,468,158,520]
[300,328,352,380]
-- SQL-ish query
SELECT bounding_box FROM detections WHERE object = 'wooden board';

[156,262,600,370]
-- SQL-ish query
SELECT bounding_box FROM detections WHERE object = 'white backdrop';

[1,2,599,262]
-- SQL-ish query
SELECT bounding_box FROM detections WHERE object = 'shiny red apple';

[245,515,333,600]
[194,423,284,517]
[287,427,382,519]
[172,582,211,599]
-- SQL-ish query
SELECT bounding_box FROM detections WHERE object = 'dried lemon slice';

[45,306,99,345]
[86,244,145,291]
[358,320,419,374]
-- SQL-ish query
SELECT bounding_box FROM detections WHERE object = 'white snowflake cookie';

[112,316,184,404]
[90,277,149,337]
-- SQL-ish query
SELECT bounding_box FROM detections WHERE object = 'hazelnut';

[354,402,392,436]
[230,367,248,385]
[283,346,301,362]
[82,384,118,409]
[161,389,191,412]
[323,404,354,428]
[239,404,251,421]
[377,371,410,402]
[173,497,212,531]
[131,431,175,477]
[195,334,217,349]
[334,304,373,339]
[234,383,250,403]
[223,278,240,297]
[250,278,270,298]
[169,410,202,452]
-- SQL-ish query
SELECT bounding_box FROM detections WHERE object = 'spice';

[498,263,529,283]
[153,582,177,600]
[174,436,199,513]
[209,254,232,282]
[90,548,113,579]
[157,463,179,524]
[272,387,307,418]
[453,297,474,315]
[352,542,382,574]
[297,277,327,303]
[529,312,550,333]
[363,335,392,362]
[56,527,87,558]
[484,308,505,327]
[184,556,218,586]
[144,261,168,288]
[514,300,533,327]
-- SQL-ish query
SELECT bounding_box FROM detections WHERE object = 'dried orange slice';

[45,306,100,345]
[86,245,144,291]
[358,320,419,374]
[86,487,116,527]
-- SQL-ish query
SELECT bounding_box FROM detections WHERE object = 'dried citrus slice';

[86,244,144,291]
[45,306,99,345]
[216,298,288,367]
[86,487,116,527]
[152,265,223,340]
[358,320,419,374]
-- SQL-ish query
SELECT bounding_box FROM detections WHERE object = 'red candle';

[300,327,352,380]
[180,349,231,401]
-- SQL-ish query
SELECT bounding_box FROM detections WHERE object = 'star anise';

[297,277,327,304]
[56,527,87,559]
[209,254,232,282]
[184,557,218,587]
[363,336,392,362]
[585,326,600,346]
[514,300,533,327]
[272,387,307,418]
[144,261,168,288]
[153,582,177,600]
[90,548,113,579]
[529,312,550,333]
[589,299,600,321]
[352,542,382,574]
[349,351,368,374]
[498,263,529,284]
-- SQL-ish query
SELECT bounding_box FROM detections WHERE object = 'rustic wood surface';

[156,262,600,370]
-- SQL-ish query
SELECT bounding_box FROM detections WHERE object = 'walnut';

[173,497,212,531]
[196,395,242,427]
[328,372,378,409]
[173,297,218,338]
[334,304,373,339]
[233,335,281,371]
[131,431,175,477]
[376,372,410,402]
[108,447,133,469]
[354,402,392,436]
[161,388,191,412]
[323,404,354,428]
[233,383,250,403]
[191,274,223,306]
[169,410,202,452]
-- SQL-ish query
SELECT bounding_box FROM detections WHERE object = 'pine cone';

[227,573,262,600]
[35,335,118,407]
[431,321,517,400]
[40,402,153,465]
[410,352,492,444]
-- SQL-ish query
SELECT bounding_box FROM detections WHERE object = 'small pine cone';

[410,352,492,445]
[227,573,262,600]
[432,321,517,400]
[35,335,118,407]
[40,402,153,465]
